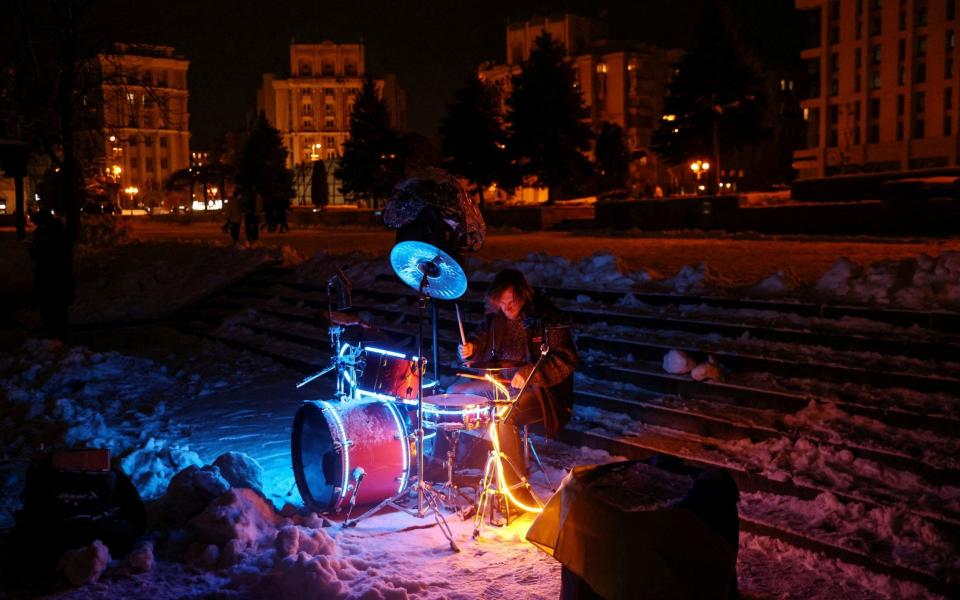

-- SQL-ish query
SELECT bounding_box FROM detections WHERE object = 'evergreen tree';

[651,0,767,191]
[594,122,629,193]
[505,32,592,203]
[439,73,512,208]
[235,112,294,215]
[335,74,401,206]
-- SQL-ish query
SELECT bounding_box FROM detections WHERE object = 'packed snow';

[2,227,958,598]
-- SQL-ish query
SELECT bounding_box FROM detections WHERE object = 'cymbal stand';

[472,345,550,538]
[343,258,459,552]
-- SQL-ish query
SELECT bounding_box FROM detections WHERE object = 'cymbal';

[389,241,467,300]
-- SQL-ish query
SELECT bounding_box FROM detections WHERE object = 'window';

[868,97,880,143]
[853,101,861,144]
[914,91,926,138]
[950,0,957,20]
[915,0,927,27]
[804,107,820,147]
[324,88,334,95]
[299,62,312,76]
[159,137,167,148]
[829,53,839,95]
[301,104,312,116]
[325,117,335,128]
[146,160,155,172]
[325,103,334,114]
[856,0,864,38]
[160,158,169,170]
[345,63,357,76]
[829,0,840,44]
[828,104,839,147]
[322,62,334,76]
[916,35,927,58]
[144,136,153,146]
[897,94,905,115]
[914,62,926,83]
[946,89,954,136]
[854,48,862,93]
[870,0,882,36]
[157,71,168,87]
[948,31,956,78]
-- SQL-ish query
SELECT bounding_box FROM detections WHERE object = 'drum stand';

[344,267,460,552]
[472,346,550,538]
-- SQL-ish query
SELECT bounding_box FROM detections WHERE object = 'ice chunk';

[58,539,111,586]
[213,451,265,493]
[662,350,697,375]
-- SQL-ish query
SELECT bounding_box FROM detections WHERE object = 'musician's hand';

[458,342,474,360]
[511,371,525,389]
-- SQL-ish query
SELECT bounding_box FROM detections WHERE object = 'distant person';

[29,208,73,339]
[244,189,261,243]
[224,194,243,243]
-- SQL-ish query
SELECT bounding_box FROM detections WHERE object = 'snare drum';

[419,393,492,431]
[356,346,422,401]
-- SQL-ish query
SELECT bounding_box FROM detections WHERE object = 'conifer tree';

[651,0,766,191]
[439,73,512,208]
[594,122,629,193]
[335,74,400,206]
[235,112,294,214]
[505,32,592,203]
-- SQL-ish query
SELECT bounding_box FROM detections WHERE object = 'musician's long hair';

[485,269,535,313]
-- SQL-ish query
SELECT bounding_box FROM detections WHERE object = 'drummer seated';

[451,268,577,435]
[448,270,577,498]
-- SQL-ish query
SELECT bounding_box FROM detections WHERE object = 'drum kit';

[291,240,550,550]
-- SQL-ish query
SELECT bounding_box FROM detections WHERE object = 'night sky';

[105,0,800,148]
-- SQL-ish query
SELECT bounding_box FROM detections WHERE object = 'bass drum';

[292,399,412,516]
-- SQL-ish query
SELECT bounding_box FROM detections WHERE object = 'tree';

[335,74,401,206]
[310,160,328,208]
[439,73,512,208]
[235,112,294,218]
[594,122,629,194]
[505,32,592,203]
[651,0,767,192]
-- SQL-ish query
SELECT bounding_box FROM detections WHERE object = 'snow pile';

[71,241,284,324]
[468,252,651,289]
[815,252,960,309]
[658,262,729,294]
[57,540,111,586]
[748,269,800,297]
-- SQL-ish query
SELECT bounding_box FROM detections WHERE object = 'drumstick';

[455,302,467,345]
[456,372,510,385]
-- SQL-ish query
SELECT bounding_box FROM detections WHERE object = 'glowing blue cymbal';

[390,241,467,300]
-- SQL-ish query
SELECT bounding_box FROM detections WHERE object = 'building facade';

[478,14,682,195]
[257,41,406,206]
[81,43,190,208]
[793,0,960,178]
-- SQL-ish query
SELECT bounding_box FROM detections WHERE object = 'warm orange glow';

[661,114,676,122]
[489,421,543,514]
[111,164,123,177]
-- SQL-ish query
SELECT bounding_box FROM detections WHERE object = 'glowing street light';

[690,160,710,194]
[123,185,139,208]
[111,164,123,179]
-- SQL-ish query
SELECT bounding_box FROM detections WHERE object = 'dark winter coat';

[468,293,577,437]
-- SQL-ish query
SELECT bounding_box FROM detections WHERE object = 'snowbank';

[814,252,960,310]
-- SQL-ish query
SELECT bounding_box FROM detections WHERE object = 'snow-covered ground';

[1,224,958,598]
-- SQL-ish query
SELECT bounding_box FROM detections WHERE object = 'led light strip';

[364,346,407,359]
[384,400,410,494]
[489,421,543,514]
[356,389,400,403]
[319,400,350,505]
[399,398,486,419]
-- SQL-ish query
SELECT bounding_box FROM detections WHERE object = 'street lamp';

[123,186,139,210]
[690,160,710,194]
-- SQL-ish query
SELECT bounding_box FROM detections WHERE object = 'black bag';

[10,458,146,576]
